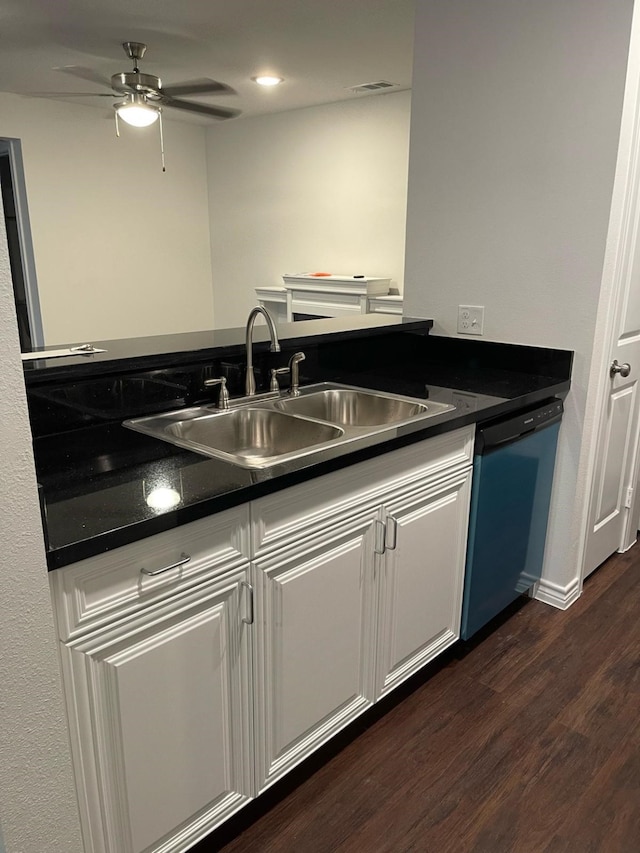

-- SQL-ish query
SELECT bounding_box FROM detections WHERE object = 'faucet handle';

[270,367,290,392]
[204,376,230,409]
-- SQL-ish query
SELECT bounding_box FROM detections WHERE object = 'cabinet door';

[63,566,253,853]
[253,515,378,791]
[376,468,472,699]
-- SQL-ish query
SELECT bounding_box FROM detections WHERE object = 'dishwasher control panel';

[477,398,563,452]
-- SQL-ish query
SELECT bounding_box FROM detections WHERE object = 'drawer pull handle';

[386,515,398,551]
[241,581,254,624]
[374,520,386,555]
[140,553,191,576]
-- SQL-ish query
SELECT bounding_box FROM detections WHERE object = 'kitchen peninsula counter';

[24,317,573,569]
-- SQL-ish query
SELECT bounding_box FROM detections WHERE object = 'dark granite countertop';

[36,370,569,569]
[27,319,573,570]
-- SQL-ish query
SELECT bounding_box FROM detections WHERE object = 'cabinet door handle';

[374,520,386,555]
[241,581,254,625]
[385,516,398,551]
[140,552,191,576]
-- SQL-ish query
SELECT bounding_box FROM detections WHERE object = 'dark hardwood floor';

[198,546,640,853]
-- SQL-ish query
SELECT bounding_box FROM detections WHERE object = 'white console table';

[256,275,403,322]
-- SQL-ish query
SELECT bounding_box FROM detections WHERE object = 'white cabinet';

[251,509,379,789]
[375,467,471,698]
[250,426,473,791]
[51,427,473,852]
[53,507,254,853]
[50,509,251,642]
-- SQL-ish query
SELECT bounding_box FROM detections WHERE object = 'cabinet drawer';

[50,505,250,642]
[252,426,474,556]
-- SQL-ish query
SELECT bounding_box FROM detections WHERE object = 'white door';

[586,323,640,575]
[585,233,640,575]
[584,10,640,577]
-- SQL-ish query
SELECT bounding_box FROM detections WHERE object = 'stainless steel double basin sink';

[124,383,455,469]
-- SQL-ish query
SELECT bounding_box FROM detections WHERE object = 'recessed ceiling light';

[252,75,284,87]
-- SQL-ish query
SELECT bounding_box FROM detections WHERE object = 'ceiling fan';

[41,42,241,170]
[54,41,241,125]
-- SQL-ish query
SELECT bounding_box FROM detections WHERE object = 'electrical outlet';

[457,305,484,335]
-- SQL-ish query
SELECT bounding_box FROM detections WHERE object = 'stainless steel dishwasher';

[461,399,563,640]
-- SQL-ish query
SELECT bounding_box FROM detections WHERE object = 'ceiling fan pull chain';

[158,110,166,172]
[114,109,121,138]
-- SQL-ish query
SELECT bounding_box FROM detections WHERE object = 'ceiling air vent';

[347,80,397,94]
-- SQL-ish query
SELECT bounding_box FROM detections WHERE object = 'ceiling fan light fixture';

[115,94,159,127]
[252,75,284,87]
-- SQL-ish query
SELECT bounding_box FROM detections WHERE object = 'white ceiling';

[0,0,415,122]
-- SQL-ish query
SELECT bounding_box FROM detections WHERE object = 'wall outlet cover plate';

[457,305,484,335]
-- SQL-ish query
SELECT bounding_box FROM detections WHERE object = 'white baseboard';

[534,575,582,610]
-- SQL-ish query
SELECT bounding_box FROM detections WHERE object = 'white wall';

[0,200,83,850]
[1,90,412,344]
[0,93,214,345]
[205,91,411,328]
[404,0,634,598]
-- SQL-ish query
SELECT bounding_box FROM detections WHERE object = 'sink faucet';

[245,306,281,395]
[288,351,306,396]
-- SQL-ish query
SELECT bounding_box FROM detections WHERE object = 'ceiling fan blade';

[54,65,113,90]
[159,78,236,98]
[25,92,117,98]
[158,95,240,120]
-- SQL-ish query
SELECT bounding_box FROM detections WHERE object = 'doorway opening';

[0,138,43,350]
